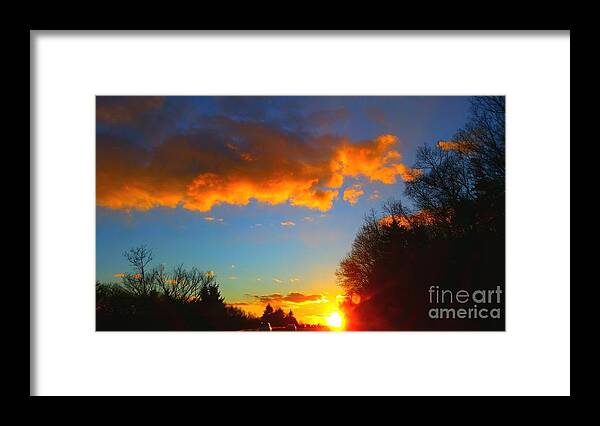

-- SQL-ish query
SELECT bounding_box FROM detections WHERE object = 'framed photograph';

[31,30,570,396]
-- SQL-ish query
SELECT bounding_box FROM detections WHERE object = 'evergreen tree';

[261,304,274,322]
[285,310,298,326]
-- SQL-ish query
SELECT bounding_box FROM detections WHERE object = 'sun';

[326,311,344,330]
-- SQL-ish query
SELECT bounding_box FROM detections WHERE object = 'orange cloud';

[343,184,365,205]
[113,273,125,279]
[251,292,326,305]
[280,221,296,227]
[331,135,418,184]
[97,115,419,213]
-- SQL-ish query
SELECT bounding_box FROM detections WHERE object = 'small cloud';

[250,292,326,305]
[369,189,381,200]
[283,292,325,304]
[289,277,300,283]
[204,216,224,222]
[343,184,365,205]
[227,276,238,280]
[256,277,262,281]
[113,273,125,279]
[303,216,315,222]
[252,223,263,228]
[281,220,296,226]
[272,278,283,284]
[231,264,236,269]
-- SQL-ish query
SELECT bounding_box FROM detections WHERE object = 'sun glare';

[326,311,344,330]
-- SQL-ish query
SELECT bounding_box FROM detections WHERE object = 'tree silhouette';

[337,96,505,331]
[121,245,157,297]
[259,304,298,327]
[272,308,286,326]
[285,310,299,326]
[261,304,274,321]
[96,246,259,331]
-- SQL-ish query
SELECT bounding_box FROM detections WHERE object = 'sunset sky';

[96,96,471,324]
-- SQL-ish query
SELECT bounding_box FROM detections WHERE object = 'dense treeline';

[337,96,505,331]
[261,304,298,327]
[96,246,260,330]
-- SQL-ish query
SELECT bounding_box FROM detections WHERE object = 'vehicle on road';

[258,321,272,331]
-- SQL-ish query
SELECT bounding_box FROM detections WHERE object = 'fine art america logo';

[428,285,503,320]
